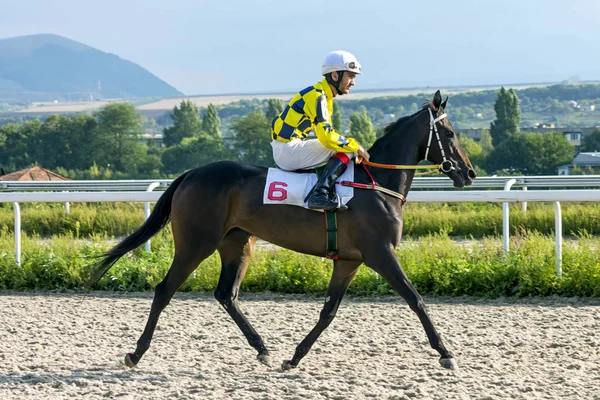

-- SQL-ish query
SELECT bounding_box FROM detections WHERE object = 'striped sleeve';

[303,90,359,153]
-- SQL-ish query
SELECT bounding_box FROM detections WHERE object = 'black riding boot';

[306,157,348,212]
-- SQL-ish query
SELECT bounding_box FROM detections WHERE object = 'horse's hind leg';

[214,229,271,366]
[124,234,220,367]
[282,259,361,370]
[365,246,457,369]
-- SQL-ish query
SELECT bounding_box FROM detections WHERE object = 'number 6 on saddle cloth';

[262,163,355,209]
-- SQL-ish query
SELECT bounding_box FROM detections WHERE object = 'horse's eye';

[446,131,454,138]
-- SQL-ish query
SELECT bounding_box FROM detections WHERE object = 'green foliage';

[490,87,520,146]
[0,104,162,178]
[0,122,37,170]
[332,100,342,132]
[28,114,101,171]
[486,132,574,175]
[459,130,492,175]
[230,110,275,167]
[265,99,284,123]
[162,100,203,147]
[0,232,599,297]
[402,202,600,238]
[479,129,494,155]
[201,103,221,138]
[581,128,600,152]
[459,135,483,165]
[570,165,600,175]
[348,106,376,148]
[1,202,599,241]
[161,134,232,174]
[2,84,600,179]
[94,102,146,172]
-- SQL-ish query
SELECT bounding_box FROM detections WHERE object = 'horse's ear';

[432,90,442,110]
[441,96,449,110]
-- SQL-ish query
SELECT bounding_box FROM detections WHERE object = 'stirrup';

[307,192,347,212]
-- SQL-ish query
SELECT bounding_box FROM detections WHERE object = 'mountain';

[0,34,183,102]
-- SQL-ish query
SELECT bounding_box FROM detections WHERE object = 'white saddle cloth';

[263,163,354,210]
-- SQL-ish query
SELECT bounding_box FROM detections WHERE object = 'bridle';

[343,107,456,203]
[424,108,454,173]
[359,107,455,173]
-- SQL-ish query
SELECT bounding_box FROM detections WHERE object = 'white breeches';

[271,139,353,171]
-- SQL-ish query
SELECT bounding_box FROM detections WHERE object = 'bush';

[0,232,598,297]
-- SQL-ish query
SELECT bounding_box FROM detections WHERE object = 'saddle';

[262,163,355,210]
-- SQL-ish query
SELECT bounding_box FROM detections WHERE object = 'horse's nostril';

[468,169,477,180]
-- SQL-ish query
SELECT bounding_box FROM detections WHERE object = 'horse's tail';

[87,171,190,289]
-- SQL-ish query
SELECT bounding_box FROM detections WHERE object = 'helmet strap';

[325,71,345,96]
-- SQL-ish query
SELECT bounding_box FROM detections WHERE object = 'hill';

[0,34,182,102]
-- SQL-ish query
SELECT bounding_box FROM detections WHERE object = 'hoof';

[257,353,272,367]
[439,357,458,370]
[124,353,137,368]
[281,360,296,371]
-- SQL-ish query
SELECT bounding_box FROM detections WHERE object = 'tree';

[32,115,71,169]
[581,128,600,152]
[490,87,520,146]
[332,101,342,132]
[67,115,101,170]
[161,135,231,174]
[202,103,221,138]
[348,107,376,148]
[265,99,284,122]
[163,100,203,147]
[459,129,494,175]
[479,129,494,156]
[459,135,484,168]
[230,110,274,166]
[0,122,39,170]
[94,102,145,172]
[486,132,573,175]
[536,132,575,175]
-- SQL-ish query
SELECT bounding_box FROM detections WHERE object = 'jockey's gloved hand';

[357,146,370,162]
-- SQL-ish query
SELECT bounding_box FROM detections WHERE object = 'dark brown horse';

[89,90,476,371]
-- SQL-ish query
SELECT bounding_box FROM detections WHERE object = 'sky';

[0,0,598,96]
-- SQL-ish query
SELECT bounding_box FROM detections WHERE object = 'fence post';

[503,179,517,252]
[554,201,562,276]
[145,182,161,252]
[522,186,527,213]
[13,202,21,266]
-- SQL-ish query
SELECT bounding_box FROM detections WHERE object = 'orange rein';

[356,158,442,171]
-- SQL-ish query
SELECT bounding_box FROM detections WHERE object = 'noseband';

[424,108,453,173]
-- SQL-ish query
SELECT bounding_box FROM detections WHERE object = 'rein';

[342,108,453,204]
[358,108,454,174]
[341,163,407,204]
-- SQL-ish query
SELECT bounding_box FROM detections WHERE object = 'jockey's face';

[333,71,357,95]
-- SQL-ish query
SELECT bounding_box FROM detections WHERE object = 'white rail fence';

[2,175,600,192]
[2,188,600,276]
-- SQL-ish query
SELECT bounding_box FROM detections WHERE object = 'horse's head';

[420,90,476,188]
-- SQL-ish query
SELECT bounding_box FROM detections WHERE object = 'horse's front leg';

[365,245,457,369]
[282,259,361,370]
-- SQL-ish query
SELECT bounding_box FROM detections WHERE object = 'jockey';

[270,50,370,212]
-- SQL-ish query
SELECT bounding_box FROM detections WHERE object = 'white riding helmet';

[321,50,363,76]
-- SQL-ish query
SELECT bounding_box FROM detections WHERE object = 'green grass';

[0,201,599,238]
[0,231,598,297]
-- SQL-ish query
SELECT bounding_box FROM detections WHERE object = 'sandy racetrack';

[1,291,599,399]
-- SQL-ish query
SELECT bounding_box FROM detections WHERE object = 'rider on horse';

[270,50,371,212]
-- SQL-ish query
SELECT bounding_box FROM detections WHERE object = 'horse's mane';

[369,101,433,152]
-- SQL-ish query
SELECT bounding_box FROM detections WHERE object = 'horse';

[88,90,476,371]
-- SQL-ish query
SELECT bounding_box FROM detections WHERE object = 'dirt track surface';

[1,291,599,399]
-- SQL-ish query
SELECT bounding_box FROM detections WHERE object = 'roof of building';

[0,166,70,181]
[573,152,600,166]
